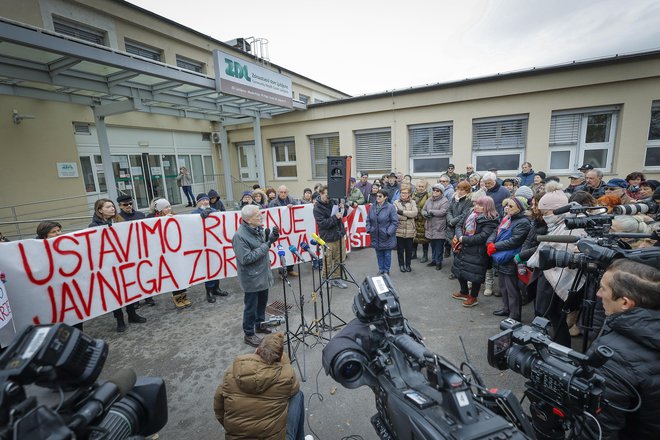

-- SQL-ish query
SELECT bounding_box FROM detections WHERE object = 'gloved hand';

[487,242,497,256]
[397,209,404,216]
[269,226,280,244]
[427,211,434,217]
[514,254,522,264]
[423,212,432,218]
[199,209,211,219]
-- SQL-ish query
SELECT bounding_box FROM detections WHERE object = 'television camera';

[322,275,533,440]
[0,323,167,440]
[488,317,612,440]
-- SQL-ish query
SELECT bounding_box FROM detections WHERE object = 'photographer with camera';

[232,205,279,348]
[588,259,660,440]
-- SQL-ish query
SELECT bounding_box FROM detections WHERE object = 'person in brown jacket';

[393,184,418,272]
[213,333,305,440]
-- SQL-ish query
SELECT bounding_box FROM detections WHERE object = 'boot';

[127,311,146,324]
[145,297,156,306]
[400,265,406,273]
[172,293,187,309]
[443,243,451,258]
[206,286,216,303]
[116,314,127,333]
[484,269,494,296]
[411,247,418,260]
[212,285,229,297]
[419,248,429,264]
[180,292,192,307]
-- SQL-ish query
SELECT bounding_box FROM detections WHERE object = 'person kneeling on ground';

[213,332,306,440]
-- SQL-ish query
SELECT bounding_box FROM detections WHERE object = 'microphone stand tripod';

[305,244,329,341]
[278,267,304,381]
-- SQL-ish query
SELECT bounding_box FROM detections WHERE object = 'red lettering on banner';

[0,302,11,321]
[158,255,179,290]
[98,268,121,311]
[71,278,95,317]
[223,245,236,274]
[264,209,279,231]
[118,262,140,303]
[291,205,306,233]
[202,215,223,247]
[73,229,97,271]
[19,241,54,286]
[163,217,182,252]
[106,224,131,262]
[59,282,83,321]
[137,260,156,294]
[140,220,164,257]
[185,249,206,284]
[53,235,82,277]
[99,227,124,269]
[222,213,241,242]
[206,249,223,279]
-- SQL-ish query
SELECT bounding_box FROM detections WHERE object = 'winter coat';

[451,213,499,283]
[519,218,547,262]
[382,182,400,201]
[575,182,606,199]
[268,196,298,208]
[367,192,378,205]
[412,190,429,244]
[446,194,472,241]
[393,198,418,239]
[355,180,372,201]
[213,353,299,440]
[587,308,660,440]
[208,189,226,211]
[366,201,398,250]
[486,183,512,217]
[487,212,530,276]
[313,196,345,243]
[118,209,145,222]
[422,195,449,240]
[347,186,365,206]
[232,222,274,293]
[88,213,121,228]
[176,172,192,186]
[517,169,535,187]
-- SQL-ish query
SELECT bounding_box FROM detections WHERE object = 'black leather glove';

[269,226,280,244]
[397,209,404,216]
[200,209,211,219]
[428,211,434,217]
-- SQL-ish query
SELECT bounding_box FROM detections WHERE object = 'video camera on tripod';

[0,323,167,440]
[322,275,533,440]
[488,317,612,439]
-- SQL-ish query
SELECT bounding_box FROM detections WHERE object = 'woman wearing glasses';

[366,190,399,275]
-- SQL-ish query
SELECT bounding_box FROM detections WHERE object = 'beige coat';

[213,353,299,440]
[393,198,418,238]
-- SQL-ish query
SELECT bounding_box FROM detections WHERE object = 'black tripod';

[278,268,305,381]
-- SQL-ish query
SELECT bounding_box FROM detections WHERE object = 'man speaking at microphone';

[313,185,348,288]
[232,205,280,347]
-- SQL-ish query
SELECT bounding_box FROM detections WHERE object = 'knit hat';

[154,199,170,212]
[196,193,210,202]
[431,183,444,193]
[241,191,252,198]
[515,185,533,201]
[350,177,356,182]
[535,171,547,181]
[538,188,569,210]
[509,196,528,213]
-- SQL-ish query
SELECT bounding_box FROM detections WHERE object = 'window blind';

[355,129,391,172]
[472,118,527,151]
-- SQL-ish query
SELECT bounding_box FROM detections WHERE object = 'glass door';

[129,154,149,209]
[161,154,181,205]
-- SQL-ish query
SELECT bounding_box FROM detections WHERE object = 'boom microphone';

[311,233,326,247]
[552,203,576,215]
[288,244,305,262]
[537,235,579,243]
[300,242,319,260]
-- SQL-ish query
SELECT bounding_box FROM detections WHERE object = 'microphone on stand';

[300,242,318,260]
[289,244,305,262]
[277,244,287,268]
[310,233,327,247]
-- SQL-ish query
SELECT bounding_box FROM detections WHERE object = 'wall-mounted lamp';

[12,109,36,124]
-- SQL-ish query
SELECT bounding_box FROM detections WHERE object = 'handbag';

[517,265,533,285]
[451,236,462,254]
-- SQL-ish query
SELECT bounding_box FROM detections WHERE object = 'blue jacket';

[517,169,535,187]
[366,202,399,250]
[486,183,512,217]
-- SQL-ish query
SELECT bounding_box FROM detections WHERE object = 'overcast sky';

[128,0,660,96]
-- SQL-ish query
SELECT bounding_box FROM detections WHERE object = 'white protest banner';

[0,276,12,330]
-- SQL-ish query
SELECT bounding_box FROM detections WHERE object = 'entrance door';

[238,143,259,180]
[161,154,181,205]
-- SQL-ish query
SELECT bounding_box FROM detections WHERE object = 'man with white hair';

[232,205,279,347]
[483,171,510,217]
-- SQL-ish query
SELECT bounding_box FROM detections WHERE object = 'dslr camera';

[322,275,532,440]
[0,324,167,439]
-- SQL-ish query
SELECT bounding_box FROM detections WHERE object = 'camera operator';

[588,259,660,440]
[525,182,587,346]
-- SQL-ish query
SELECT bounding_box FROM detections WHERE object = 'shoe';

[419,256,428,263]
[256,326,276,334]
[426,262,436,267]
[435,263,442,270]
[448,273,457,279]
[400,265,406,273]
[145,297,156,306]
[463,296,479,307]
[493,291,502,297]
[287,270,299,277]
[411,249,418,260]
[451,292,470,301]
[331,280,348,289]
[172,293,187,309]
[444,248,451,258]
[405,265,412,272]
[133,301,141,310]
[244,334,262,347]
[492,310,509,317]
[205,287,216,303]
[377,271,384,275]
[127,312,147,324]
[116,316,127,333]
[483,287,493,296]
[180,293,192,307]
[213,286,230,296]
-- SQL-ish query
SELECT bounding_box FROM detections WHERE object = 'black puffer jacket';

[446,195,472,241]
[451,213,499,283]
[519,218,548,262]
[313,196,345,243]
[587,308,660,440]
[487,213,530,276]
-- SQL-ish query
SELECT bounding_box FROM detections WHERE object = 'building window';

[472,116,527,173]
[125,39,162,61]
[548,107,619,172]
[355,128,392,175]
[53,17,105,45]
[644,102,660,168]
[79,155,106,193]
[176,55,204,73]
[310,134,340,178]
[298,94,310,104]
[271,139,297,178]
[409,122,452,175]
